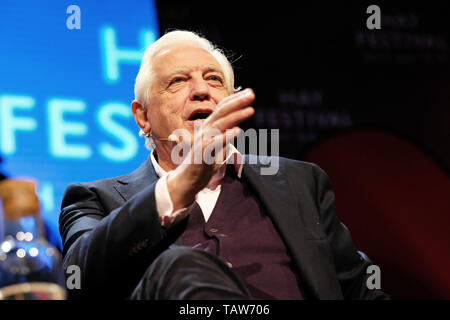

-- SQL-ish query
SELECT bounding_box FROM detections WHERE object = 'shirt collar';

[150,143,244,179]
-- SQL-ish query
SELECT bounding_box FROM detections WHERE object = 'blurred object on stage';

[0,179,66,300]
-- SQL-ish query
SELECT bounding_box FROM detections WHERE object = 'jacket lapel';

[113,157,159,202]
[242,157,342,299]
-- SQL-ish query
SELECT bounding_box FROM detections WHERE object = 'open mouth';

[188,109,213,121]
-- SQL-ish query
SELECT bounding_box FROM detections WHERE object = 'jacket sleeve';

[312,164,389,300]
[59,181,187,299]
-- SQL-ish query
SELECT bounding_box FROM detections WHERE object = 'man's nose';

[189,78,210,101]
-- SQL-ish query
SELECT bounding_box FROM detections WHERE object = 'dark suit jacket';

[59,155,388,300]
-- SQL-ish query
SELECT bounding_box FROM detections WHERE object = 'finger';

[207,126,241,148]
[212,106,255,132]
[202,127,241,166]
[207,88,255,124]
[216,89,254,117]
[219,88,253,108]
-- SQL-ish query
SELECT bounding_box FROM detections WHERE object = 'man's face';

[146,45,229,140]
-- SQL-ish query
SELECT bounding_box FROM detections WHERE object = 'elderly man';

[59,30,388,300]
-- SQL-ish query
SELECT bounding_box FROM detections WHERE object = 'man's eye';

[208,76,222,83]
[170,78,185,85]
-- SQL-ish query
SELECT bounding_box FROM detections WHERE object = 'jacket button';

[209,228,218,233]
[225,261,233,268]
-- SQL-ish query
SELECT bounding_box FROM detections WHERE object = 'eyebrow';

[203,66,225,77]
[165,65,225,80]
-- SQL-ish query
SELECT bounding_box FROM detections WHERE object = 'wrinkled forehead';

[151,45,224,76]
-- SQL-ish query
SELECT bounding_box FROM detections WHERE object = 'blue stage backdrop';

[0,1,159,248]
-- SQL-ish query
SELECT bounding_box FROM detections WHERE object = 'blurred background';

[0,0,449,299]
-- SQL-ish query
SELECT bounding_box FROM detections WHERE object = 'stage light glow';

[0,1,160,249]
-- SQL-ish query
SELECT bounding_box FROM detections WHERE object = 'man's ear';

[131,100,151,133]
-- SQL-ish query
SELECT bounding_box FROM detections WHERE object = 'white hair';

[134,30,240,150]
